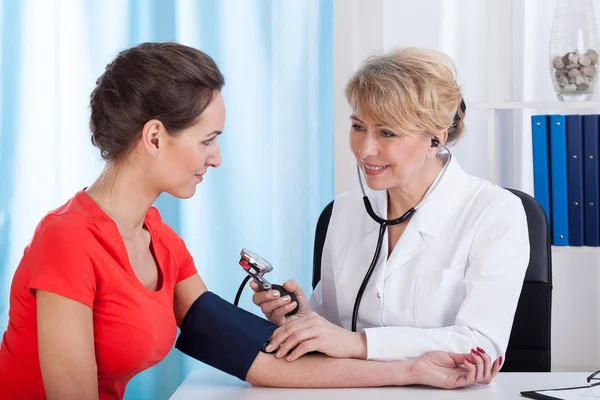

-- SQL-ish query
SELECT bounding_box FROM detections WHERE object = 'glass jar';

[550,0,600,101]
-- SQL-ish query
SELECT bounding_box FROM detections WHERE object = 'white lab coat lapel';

[384,222,425,279]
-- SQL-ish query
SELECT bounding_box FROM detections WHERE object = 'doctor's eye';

[351,124,365,132]
[380,130,397,138]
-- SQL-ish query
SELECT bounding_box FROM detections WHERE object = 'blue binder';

[566,115,584,246]
[531,115,552,227]
[549,115,569,246]
[583,115,600,246]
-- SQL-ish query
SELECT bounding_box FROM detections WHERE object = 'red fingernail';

[499,356,503,365]
[471,349,478,355]
[477,347,485,354]
[465,358,472,364]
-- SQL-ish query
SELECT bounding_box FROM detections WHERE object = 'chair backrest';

[312,188,552,372]
[502,188,552,372]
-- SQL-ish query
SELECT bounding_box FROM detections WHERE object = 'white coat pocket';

[415,266,466,328]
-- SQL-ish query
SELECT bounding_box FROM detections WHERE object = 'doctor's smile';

[361,162,390,175]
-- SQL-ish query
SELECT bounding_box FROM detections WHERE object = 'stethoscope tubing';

[351,144,452,332]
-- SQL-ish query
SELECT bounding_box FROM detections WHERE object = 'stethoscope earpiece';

[431,139,439,148]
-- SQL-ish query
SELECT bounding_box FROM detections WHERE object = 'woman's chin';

[166,185,197,200]
[364,177,391,192]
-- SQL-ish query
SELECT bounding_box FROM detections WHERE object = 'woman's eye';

[351,124,364,131]
[381,130,396,138]
[202,137,216,146]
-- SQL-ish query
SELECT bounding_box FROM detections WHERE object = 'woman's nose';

[359,135,379,158]
[207,145,221,168]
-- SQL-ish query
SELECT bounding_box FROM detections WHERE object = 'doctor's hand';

[250,280,310,326]
[410,349,502,389]
[266,311,367,361]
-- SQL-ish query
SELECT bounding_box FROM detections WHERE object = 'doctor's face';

[350,111,433,191]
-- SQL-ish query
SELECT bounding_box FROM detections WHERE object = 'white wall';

[333,0,600,372]
[332,0,385,194]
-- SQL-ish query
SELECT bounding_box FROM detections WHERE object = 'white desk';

[169,369,593,399]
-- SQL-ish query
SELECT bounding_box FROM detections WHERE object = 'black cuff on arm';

[175,291,277,381]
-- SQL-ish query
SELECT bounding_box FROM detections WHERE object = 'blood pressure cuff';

[175,291,277,381]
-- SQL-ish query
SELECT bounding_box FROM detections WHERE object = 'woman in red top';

[0,42,499,400]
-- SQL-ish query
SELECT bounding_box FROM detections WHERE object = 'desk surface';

[169,369,593,400]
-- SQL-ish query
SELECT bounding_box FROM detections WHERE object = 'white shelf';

[552,246,600,255]
[469,101,600,110]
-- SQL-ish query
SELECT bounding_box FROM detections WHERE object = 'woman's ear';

[140,119,165,156]
[428,131,448,158]
[431,131,448,147]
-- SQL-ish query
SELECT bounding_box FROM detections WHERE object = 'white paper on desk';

[535,386,596,399]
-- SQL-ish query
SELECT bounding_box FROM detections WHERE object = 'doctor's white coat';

[309,157,530,361]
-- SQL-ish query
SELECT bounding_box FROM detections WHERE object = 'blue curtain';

[0,1,333,399]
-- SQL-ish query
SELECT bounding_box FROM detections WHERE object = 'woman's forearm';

[246,352,414,388]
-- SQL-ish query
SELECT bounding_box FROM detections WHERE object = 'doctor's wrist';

[351,331,368,360]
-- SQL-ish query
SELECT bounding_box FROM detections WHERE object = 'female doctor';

[252,47,529,368]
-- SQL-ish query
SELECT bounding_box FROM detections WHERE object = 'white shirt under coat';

[309,156,530,362]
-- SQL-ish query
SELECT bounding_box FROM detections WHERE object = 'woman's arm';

[248,352,411,387]
[247,349,500,388]
[174,273,207,327]
[174,275,499,389]
[37,290,98,400]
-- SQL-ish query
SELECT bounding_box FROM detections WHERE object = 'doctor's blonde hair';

[345,47,466,144]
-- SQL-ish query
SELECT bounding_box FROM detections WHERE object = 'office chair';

[312,188,552,372]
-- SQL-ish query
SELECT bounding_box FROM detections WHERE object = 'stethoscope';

[350,139,452,332]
